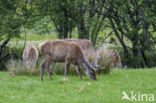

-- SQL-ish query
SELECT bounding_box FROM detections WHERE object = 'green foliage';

[0,0,33,69]
[0,0,156,69]
[43,0,78,38]
[102,0,156,68]
[0,0,31,37]
[27,17,55,35]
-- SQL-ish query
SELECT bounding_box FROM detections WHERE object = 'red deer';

[22,46,38,69]
[64,39,95,56]
[39,40,101,81]
[64,39,94,50]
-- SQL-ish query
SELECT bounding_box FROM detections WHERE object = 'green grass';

[12,33,57,41]
[12,32,78,41]
[0,69,156,103]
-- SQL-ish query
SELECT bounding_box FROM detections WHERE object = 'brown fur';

[63,39,96,62]
[64,39,94,55]
[22,46,38,69]
[64,39,94,51]
[39,40,96,81]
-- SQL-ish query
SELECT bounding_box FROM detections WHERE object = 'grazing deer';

[22,46,38,69]
[39,40,101,81]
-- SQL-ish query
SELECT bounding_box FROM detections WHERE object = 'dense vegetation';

[0,0,156,70]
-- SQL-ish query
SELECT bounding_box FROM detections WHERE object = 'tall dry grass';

[6,59,40,76]
[6,58,79,76]
[96,46,114,74]
[86,46,113,74]
[6,40,115,76]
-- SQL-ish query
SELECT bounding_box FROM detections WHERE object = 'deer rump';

[39,40,100,81]
[22,46,38,69]
[64,39,94,51]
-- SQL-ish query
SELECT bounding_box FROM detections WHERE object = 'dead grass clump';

[86,46,113,74]
[6,59,40,76]
[96,46,113,74]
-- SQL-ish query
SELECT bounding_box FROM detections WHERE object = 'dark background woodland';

[0,0,156,69]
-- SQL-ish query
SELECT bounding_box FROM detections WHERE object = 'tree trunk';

[77,0,88,39]
[109,18,130,66]
[132,43,139,68]
[58,25,63,39]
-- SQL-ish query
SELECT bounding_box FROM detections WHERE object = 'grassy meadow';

[0,69,156,103]
[1,1,156,103]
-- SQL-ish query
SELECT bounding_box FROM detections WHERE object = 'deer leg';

[81,63,89,76]
[46,65,52,80]
[45,58,52,80]
[76,65,82,80]
[64,61,70,77]
[40,62,45,81]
